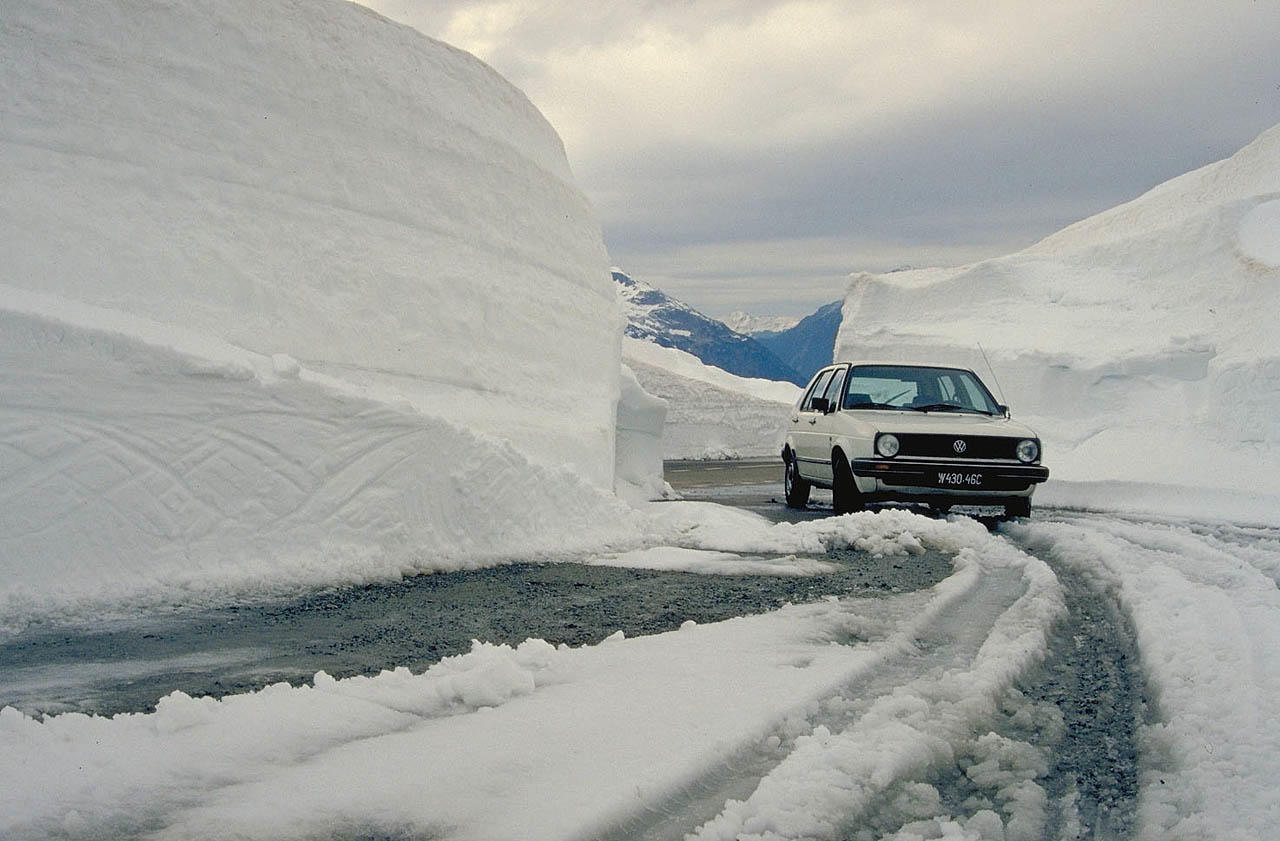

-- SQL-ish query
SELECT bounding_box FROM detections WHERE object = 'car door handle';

[791,416,799,423]
[808,417,817,425]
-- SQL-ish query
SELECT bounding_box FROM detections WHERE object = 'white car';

[781,362,1049,518]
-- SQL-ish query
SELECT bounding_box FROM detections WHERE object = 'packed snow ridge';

[838,123,1280,501]
[0,0,649,621]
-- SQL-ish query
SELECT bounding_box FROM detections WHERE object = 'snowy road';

[1,467,1278,840]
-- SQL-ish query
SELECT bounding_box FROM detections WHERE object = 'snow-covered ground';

[1012,512,1280,841]
[0,509,1066,840]
[4,503,1277,841]
[623,337,801,459]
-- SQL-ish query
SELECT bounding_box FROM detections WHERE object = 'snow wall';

[624,338,801,460]
[0,0,640,622]
[836,124,1280,499]
[1,0,619,484]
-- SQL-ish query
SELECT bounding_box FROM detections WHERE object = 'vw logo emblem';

[953,439,967,454]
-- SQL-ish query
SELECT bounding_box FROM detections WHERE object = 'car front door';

[792,365,848,483]
[790,367,833,481]
[806,365,847,483]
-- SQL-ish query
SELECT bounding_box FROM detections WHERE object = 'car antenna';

[977,342,1008,406]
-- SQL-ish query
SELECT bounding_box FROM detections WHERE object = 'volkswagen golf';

[781,362,1049,518]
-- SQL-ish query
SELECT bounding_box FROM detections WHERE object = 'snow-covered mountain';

[753,299,844,383]
[837,123,1280,499]
[723,311,801,335]
[614,270,803,384]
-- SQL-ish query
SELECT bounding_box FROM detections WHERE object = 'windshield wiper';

[910,403,990,414]
[845,401,897,410]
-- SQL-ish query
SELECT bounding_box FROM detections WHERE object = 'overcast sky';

[360,0,1279,318]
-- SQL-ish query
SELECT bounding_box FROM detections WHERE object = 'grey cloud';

[359,0,1280,317]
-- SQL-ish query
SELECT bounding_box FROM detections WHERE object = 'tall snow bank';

[0,291,637,633]
[0,0,619,485]
[837,124,1280,498]
[0,0,637,623]
[624,338,801,459]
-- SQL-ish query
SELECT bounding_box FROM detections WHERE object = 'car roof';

[827,361,980,373]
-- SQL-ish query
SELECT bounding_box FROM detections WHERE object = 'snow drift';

[0,0,636,622]
[623,337,801,459]
[837,124,1280,500]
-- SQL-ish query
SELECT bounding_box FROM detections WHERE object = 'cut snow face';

[1,0,620,487]
[0,294,638,636]
[0,0,636,611]
[837,124,1280,500]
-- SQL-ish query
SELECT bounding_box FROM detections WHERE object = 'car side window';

[822,366,847,409]
[801,369,833,411]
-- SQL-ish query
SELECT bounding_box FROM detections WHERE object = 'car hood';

[848,410,1040,439]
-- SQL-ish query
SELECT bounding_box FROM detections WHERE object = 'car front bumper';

[851,458,1049,493]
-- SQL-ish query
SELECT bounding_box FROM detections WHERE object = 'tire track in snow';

[600,543,1061,841]
[1012,510,1280,841]
[1007,517,1146,840]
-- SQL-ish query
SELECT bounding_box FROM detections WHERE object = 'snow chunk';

[1238,198,1280,267]
[270,353,301,379]
[615,364,670,503]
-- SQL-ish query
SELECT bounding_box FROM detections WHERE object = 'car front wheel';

[1004,497,1032,519]
[784,457,811,508]
[832,453,864,515]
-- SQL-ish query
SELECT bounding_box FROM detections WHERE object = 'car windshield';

[841,365,1001,414]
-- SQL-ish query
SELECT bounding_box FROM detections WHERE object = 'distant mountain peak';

[724,311,801,335]
[612,270,803,384]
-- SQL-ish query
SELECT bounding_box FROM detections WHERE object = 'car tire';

[832,453,864,515]
[1004,497,1032,519]
[784,456,811,508]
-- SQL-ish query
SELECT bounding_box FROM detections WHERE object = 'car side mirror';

[998,404,1010,419]
[811,397,830,413]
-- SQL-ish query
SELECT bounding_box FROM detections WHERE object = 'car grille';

[895,433,1022,460]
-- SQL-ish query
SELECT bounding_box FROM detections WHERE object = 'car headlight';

[875,433,900,458]
[1016,439,1040,463]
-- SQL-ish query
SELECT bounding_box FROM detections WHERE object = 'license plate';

[937,471,984,487]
